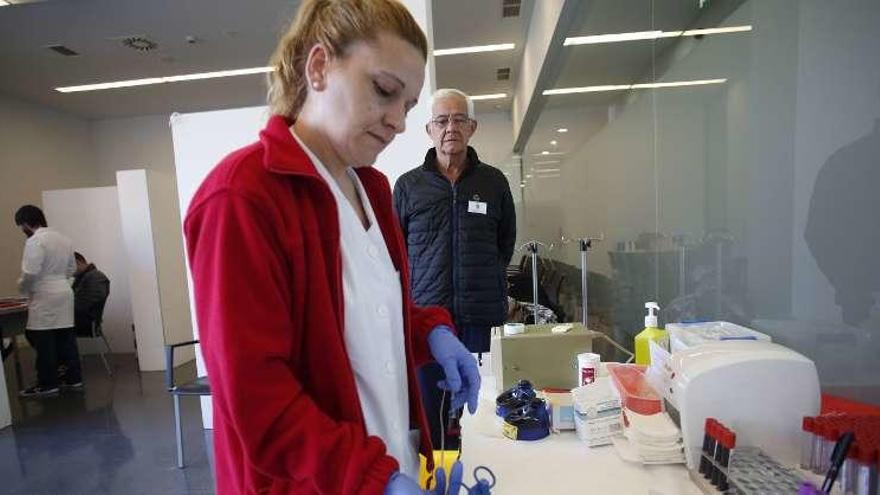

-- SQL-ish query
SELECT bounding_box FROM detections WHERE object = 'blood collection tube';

[803,417,817,470]
[699,418,716,476]
[718,430,736,492]
[821,426,842,474]
[852,444,876,495]
[813,420,827,473]
[841,441,860,495]
[712,423,730,487]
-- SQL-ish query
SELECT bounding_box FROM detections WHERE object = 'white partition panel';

[43,186,134,354]
[116,170,166,371]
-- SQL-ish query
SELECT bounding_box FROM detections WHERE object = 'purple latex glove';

[428,326,481,414]
[384,463,460,494]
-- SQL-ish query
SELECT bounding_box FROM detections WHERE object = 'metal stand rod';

[579,239,590,328]
[715,242,723,318]
[174,394,184,468]
[529,242,539,324]
[678,243,687,298]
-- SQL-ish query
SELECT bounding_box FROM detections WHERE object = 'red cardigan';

[184,115,452,494]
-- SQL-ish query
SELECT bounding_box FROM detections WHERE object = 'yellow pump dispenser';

[634,302,666,365]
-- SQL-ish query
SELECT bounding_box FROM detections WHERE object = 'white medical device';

[661,341,820,470]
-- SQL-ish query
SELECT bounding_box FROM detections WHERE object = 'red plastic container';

[606,363,662,415]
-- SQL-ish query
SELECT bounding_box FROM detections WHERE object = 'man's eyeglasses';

[430,114,473,129]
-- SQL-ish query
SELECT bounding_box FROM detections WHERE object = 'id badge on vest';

[468,195,488,215]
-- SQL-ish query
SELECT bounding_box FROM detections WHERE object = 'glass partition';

[517,0,880,402]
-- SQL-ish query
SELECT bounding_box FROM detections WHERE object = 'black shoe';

[19,386,60,398]
[61,380,84,391]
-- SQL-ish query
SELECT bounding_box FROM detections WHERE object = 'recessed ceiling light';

[564,30,664,45]
[550,140,558,146]
[536,168,561,173]
[543,84,631,96]
[541,151,549,155]
[55,66,274,93]
[470,93,508,101]
[564,25,752,46]
[433,43,515,56]
[681,26,753,36]
[631,78,727,89]
[533,151,565,157]
[557,128,568,133]
[0,1,10,6]
[534,160,560,165]
[543,78,726,96]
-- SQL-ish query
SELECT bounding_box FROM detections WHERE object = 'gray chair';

[76,290,112,376]
[165,340,211,468]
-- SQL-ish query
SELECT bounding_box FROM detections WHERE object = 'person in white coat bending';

[14,205,82,397]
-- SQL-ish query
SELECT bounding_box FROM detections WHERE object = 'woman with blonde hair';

[185,0,484,493]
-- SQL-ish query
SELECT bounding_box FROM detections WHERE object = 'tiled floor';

[0,351,214,495]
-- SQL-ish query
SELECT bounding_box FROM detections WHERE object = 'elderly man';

[394,88,516,446]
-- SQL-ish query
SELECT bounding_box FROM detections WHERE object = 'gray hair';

[430,88,475,119]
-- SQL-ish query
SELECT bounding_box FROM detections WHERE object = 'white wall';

[0,96,98,297]
[91,115,195,361]
[42,186,134,354]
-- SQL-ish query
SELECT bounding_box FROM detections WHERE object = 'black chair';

[165,340,211,468]
[76,286,112,376]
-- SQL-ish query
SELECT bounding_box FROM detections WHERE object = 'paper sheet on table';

[644,339,672,400]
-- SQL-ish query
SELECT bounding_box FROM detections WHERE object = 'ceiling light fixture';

[534,160,561,165]
[433,43,515,56]
[557,128,568,133]
[543,78,726,96]
[564,25,751,46]
[533,151,566,157]
[550,140,558,146]
[682,26,753,36]
[631,78,727,89]
[535,168,561,173]
[543,84,631,96]
[55,66,274,93]
[470,93,508,101]
[565,30,664,45]
[0,1,11,5]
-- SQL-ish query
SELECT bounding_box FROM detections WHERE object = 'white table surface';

[458,355,702,495]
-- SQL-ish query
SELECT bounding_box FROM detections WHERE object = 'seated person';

[72,252,109,335]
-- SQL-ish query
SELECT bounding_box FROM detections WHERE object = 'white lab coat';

[294,131,420,479]
[17,227,76,330]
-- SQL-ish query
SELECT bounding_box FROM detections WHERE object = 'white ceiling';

[431,0,532,114]
[0,0,533,120]
[523,0,745,159]
[0,0,738,127]
[0,0,300,119]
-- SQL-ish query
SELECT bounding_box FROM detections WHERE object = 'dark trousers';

[25,328,82,388]
[418,362,460,451]
[419,325,492,450]
[459,325,492,354]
